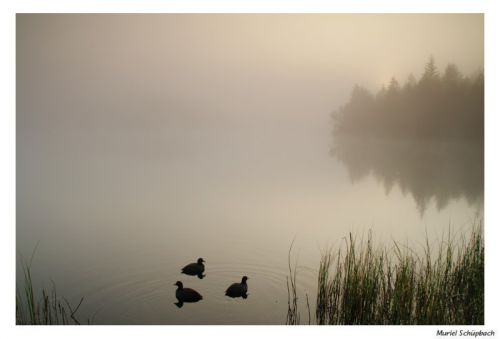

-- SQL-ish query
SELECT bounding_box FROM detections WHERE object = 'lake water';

[15,14,484,325]
[16,118,483,324]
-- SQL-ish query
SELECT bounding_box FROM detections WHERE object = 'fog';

[18,14,483,133]
[16,14,483,324]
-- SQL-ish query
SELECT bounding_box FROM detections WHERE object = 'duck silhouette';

[181,258,205,279]
[225,276,248,298]
[174,281,203,308]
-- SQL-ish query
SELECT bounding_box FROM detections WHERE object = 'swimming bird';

[225,276,248,298]
[174,281,203,303]
[181,258,205,278]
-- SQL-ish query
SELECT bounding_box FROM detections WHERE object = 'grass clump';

[315,223,483,325]
[16,248,87,325]
[286,241,311,325]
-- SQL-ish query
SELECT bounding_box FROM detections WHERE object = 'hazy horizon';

[16,14,484,325]
[17,14,483,132]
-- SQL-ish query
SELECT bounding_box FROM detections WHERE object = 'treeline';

[332,58,484,141]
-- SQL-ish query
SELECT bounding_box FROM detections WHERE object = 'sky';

[17,14,483,136]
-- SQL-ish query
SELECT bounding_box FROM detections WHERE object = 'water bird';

[181,258,205,278]
[225,276,248,298]
[174,281,203,306]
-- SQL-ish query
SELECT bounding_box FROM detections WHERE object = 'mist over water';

[332,138,483,215]
[16,14,483,324]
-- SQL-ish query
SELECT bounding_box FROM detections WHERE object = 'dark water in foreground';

[16,126,482,324]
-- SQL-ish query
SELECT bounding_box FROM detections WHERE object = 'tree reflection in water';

[331,136,483,215]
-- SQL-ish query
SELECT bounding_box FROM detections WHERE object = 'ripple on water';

[64,239,320,324]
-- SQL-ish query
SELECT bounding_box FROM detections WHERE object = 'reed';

[286,241,311,325]
[288,222,484,325]
[318,224,483,325]
[16,248,87,325]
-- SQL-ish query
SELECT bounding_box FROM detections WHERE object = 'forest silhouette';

[333,58,483,141]
[331,58,484,213]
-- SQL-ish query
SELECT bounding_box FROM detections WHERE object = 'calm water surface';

[17,121,482,324]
